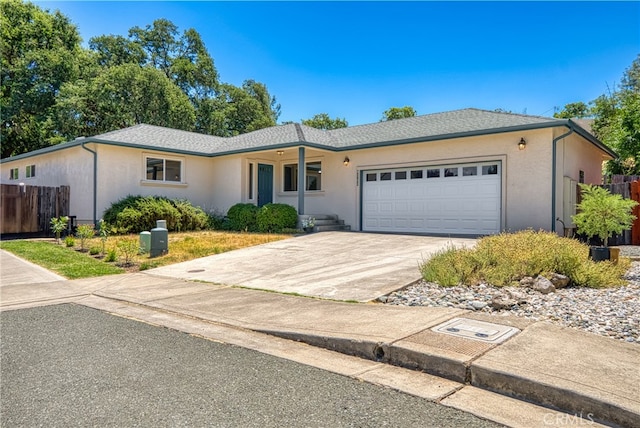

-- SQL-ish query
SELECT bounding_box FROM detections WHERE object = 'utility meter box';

[139,231,151,254]
[150,220,168,257]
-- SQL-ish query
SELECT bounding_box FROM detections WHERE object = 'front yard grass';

[1,231,292,279]
[0,240,124,279]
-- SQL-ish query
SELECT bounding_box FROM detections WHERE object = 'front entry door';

[257,163,273,207]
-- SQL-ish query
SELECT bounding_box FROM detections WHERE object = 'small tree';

[98,219,110,255]
[572,184,638,246]
[75,224,95,251]
[50,216,69,244]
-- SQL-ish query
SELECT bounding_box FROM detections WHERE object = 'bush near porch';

[421,230,630,288]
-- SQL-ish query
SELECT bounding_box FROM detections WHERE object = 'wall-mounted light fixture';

[518,138,527,150]
[276,150,284,156]
[343,156,350,166]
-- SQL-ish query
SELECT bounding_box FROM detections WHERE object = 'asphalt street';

[1,304,503,427]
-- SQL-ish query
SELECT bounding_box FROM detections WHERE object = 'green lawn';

[0,240,124,279]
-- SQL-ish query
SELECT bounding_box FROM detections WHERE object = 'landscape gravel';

[385,258,640,344]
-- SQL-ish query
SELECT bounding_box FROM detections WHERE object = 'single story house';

[0,108,616,236]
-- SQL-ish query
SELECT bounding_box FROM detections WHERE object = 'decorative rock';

[549,273,570,289]
[533,276,556,294]
[470,300,488,310]
[384,261,640,344]
[491,295,517,310]
[519,276,535,287]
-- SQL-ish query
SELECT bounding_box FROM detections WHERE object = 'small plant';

[75,224,95,251]
[116,239,140,266]
[50,216,69,244]
[64,236,75,247]
[301,217,316,229]
[89,246,101,256]
[105,248,117,263]
[98,219,110,255]
[572,184,638,247]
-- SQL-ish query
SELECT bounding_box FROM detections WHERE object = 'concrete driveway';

[147,232,475,302]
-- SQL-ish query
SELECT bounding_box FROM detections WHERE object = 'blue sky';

[36,1,640,126]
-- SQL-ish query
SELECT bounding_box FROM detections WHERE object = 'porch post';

[298,146,305,214]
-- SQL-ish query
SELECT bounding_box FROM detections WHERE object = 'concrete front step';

[298,214,350,232]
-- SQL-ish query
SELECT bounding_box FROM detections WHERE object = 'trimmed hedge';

[225,202,298,233]
[226,203,259,232]
[103,195,209,233]
[256,203,298,233]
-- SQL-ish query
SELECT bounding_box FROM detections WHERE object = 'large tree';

[592,55,640,175]
[553,102,591,119]
[301,113,348,130]
[0,0,84,157]
[381,106,417,121]
[54,64,196,138]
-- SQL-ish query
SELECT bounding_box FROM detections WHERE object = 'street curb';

[259,329,639,428]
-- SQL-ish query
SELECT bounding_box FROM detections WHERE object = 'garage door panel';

[363,162,501,235]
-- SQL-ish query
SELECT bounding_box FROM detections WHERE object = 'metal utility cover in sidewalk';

[432,318,520,344]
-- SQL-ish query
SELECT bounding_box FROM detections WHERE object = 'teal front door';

[257,163,273,207]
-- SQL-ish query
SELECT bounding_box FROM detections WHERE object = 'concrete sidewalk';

[1,249,638,427]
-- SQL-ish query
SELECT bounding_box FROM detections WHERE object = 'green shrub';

[207,210,226,230]
[256,203,298,233]
[105,248,117,263]
[226,203,259,232]
[116,239,139,266]
[50,216,68,244]
[103,195,209,233]
[89,246,101,256]
[420,230,629,288]
[64,236,75,247]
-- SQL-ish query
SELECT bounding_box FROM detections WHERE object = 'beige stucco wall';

[94,144,218,221]
[1,146,94,222]
[555,130,612,231]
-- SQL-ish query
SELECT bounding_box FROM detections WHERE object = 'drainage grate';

[431,318,520,344]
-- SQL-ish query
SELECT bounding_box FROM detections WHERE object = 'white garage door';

[362,162,501,235]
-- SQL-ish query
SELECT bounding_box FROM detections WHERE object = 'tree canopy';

[301,113,348,130]
[381,106,417,121]
[1,0,280,157]
[0,0,83,157]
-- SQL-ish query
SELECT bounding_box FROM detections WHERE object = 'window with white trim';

[9,168,18,180]
[283,161,322,191]
[145,156,182,182]
[26,165,36,178]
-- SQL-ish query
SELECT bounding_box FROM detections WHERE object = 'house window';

[444,167,458,177]
[283,161,322,191]
[306,161,321,191]
[380,172,392,181]
[579,170,585,184]
[9,168,18,180]
[410,170,423,179]
[146,157,182,182]
[395,171,407,180]
[427,169,440,178]
[366,173,377,182]
[26,165,36,178]
[482,165,498,175]
[462,166,477,176]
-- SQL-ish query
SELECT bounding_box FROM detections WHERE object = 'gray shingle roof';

[1,108,615,161]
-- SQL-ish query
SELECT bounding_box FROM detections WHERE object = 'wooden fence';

[599,178,640,245]
[0,184,70,235]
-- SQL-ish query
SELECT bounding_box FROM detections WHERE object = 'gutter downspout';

[81,142,98,225]
[552,126,574,233]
